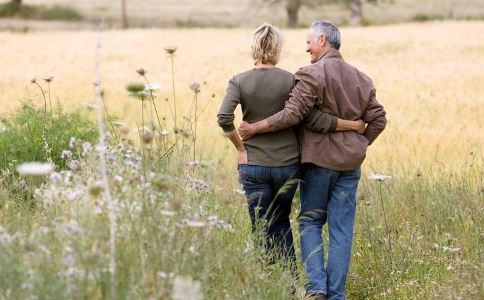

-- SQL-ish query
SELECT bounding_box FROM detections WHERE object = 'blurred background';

[1,0,484,30]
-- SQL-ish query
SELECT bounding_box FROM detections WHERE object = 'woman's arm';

[304,109,365,134]
[224,130,247,164]
[217,77,248,164]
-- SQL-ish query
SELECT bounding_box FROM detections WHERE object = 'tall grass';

[0,22,482,299]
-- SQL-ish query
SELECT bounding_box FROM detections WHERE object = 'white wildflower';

[16,162,54,176]
[368,173,392,181]
[161,210,176,217]
[67,160,81,172]
[61,150,72,159]
[82,142,92,156]
[68,137,77,149]
[50,172,62,181]
[158,271,174,279]
[172,276,203,300]
[145,83,161,91]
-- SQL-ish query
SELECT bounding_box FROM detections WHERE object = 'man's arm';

[362,89,387,144]
[238,67,319,140]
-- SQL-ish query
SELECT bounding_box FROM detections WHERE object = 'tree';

[121,0,128,29]
[11,0,22,4]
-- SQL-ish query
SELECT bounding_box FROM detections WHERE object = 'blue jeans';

[298,163,361,299]
[238,164,301,262]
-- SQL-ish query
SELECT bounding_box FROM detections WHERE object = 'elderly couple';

[217,21,386,299]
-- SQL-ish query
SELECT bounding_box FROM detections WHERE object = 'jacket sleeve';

[362,89,387,145]
[216,77,240,132]
[266,67,319,132]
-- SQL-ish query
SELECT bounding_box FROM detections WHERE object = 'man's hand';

[237,149,248,164]
[238,121,256,140]
[354,119,366,134]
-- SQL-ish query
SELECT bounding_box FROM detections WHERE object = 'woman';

[217,23,362,263]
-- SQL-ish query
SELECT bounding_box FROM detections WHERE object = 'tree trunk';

[121,0,129,29]
[286,0,301,28]
[11,0,22,4]
[350,0,363,26]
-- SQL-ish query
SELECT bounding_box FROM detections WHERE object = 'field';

[0,21,483,299]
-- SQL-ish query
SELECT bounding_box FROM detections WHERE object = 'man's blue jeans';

[238,164,301,262]
[299,163,361,299]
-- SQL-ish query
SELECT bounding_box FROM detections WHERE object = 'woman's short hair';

[251,23,284,65]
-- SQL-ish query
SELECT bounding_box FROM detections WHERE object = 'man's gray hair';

[310,21,341,50]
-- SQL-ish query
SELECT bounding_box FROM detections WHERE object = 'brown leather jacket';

[267,48,387,171]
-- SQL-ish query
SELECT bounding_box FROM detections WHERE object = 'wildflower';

[189,82,201,93]
[158,272,174,279]
[172,276,202,300]
[136,68,146,76]
[61,150,72,160]
[67,160,81,172]
[43,76,53,82]
[159,129,170,137]
[211,93,216,98]
[68,137,77,149]
[161,210,176,217]
[145,83,161,91]
[16,162,54,176]
[82,142,92,156]
[432,243,439,250]
[186,215,207,228]
[164,45,177,54]
[368,173,392,181]
[30,78,36,84]
[126,83,145,93]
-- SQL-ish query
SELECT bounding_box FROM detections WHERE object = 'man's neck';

[316,47,333,62]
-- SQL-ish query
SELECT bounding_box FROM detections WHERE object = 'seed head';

[120,126,130,135]
[136,68,146,76]
[30,78,37,84]
[164,45,177,54]
[43,76,53,83]
[141,131,153,144]
[189,83,201,93]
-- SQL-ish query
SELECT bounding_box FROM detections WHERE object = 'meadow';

[0,21,483,299]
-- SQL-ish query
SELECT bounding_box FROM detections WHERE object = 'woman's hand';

[237,149,248,165]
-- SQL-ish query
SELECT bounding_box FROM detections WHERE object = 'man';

[238,21,387,300]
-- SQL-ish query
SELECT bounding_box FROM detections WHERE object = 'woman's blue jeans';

[299,163,361,299]
[238,164,301,262]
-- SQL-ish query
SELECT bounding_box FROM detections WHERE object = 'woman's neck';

[255,61,276,68]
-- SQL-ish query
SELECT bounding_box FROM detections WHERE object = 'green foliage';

[0,104,97,171]
[412,13,445,22]
[0,2,82,21]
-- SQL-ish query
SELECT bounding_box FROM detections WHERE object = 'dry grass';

[1,21,483,170]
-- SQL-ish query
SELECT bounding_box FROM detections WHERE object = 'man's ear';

[319,35,327,47]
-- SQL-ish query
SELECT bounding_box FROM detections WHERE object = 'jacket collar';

[317,47,342,62]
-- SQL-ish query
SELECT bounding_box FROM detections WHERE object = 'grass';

[0,21,482,299]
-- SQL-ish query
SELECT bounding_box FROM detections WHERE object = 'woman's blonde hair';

[251,23,284,65]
